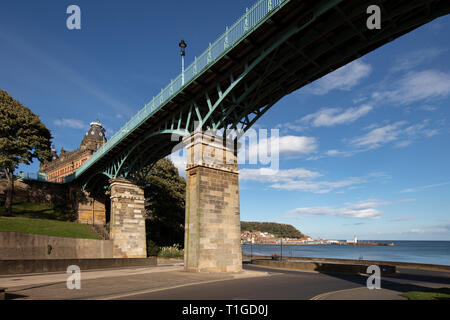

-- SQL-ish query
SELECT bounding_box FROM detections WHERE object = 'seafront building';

[39,120,107,183]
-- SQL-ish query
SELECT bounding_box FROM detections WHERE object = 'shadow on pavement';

[315,268,450,295]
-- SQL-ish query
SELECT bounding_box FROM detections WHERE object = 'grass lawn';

[0,202,71,220]
[401,288,450,300]
[0,202,101,239]
[0,216,101,239]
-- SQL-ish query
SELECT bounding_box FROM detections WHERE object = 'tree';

[241,221,306,239]
[143,158,186,248]
[0,89,52,215]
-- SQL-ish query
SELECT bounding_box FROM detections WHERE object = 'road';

[2,263,449,300]
[114,264,450,300]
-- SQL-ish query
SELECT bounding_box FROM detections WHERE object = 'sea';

[242,241,450,266]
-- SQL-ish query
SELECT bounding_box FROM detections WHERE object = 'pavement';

[0,262,448,300]
[0,264,269,300]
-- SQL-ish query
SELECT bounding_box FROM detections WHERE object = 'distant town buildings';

[241,232,392,246]
[240,230,313,244]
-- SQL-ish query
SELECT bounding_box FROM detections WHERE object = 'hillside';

[0,216,101,239]
[241,221,306,239]
[0,202,100,239]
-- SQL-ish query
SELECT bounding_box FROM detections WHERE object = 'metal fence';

[19,172,48,182]
[69,0,290,181]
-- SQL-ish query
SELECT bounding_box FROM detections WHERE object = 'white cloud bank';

[286,199,390,219]
[53,118,86,129]
[349,119,439,150]
[305,60,372,95]
[372,70,450,105]
[240,167,365,194]
[245,135,318,160]
[300,105,372,127]
[401,181,450,193]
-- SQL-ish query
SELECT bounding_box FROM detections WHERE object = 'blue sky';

[1,1,449,240]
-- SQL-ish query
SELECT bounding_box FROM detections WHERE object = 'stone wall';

[0,232,113,260]
[0,178,68,206]
[76,190,106,225]
[0,257,156,275]
[110,178,147,258]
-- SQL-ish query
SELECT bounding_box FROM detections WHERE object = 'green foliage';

[0,216,101,239]
[0,89,52,170]
[0,89,52,213]
[0,202,73,221]
[158,244,184,258]
[401,288,450,300]
[146,239,161,257]
[143,158,186,247]
[241,221,305,238]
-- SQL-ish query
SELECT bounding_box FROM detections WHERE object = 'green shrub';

[146,239,161,257]
[157,244,184,258]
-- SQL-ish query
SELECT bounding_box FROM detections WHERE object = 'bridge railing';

[19,172,48,182]
[72,0,289,181]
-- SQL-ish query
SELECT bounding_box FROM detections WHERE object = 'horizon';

[1,0,449,241]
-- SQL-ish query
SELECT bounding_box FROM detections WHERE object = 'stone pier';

[109,178,147,258]
[183,131,242,272]
[76,190,106,226]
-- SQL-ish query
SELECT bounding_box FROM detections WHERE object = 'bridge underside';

[79,0,449,186]
[69,0,449,268]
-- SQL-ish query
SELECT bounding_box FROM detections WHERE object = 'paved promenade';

[0,262,448,300]
[0,264,268,300]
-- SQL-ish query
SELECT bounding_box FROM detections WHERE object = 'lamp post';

[251,235,254,263]
[280,235,283,261]
[179,40,187,85]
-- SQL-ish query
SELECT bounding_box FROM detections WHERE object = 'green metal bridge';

[22,0,450,191]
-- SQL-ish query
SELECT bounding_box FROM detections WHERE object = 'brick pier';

[183,131,242,272]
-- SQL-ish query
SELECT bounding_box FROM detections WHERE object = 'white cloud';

[421,105,438,112]
[240,166,364,194]
[246,135,318,159]
[300,105,372,127]
[169,154,187,177]
[405,223,450,234]
[270,177,363,193]
[349,119,439,150]
[326,149,344,156]
[397,199,416,203]
[372,70,450,105]
[394,140,413,148]
[53,118,86,129]
[389,216,414,222]
[277,136,317,154]
[286,199,390,219]
[350,121,406,149]
[391,48,445,73]
[401,181,450,193]
[305,60,372,95]
[240,168,321,183]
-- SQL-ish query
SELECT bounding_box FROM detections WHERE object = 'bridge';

[20,0,450,271]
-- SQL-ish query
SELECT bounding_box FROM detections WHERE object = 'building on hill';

[37,120,109,226]
[39,120,107,183]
